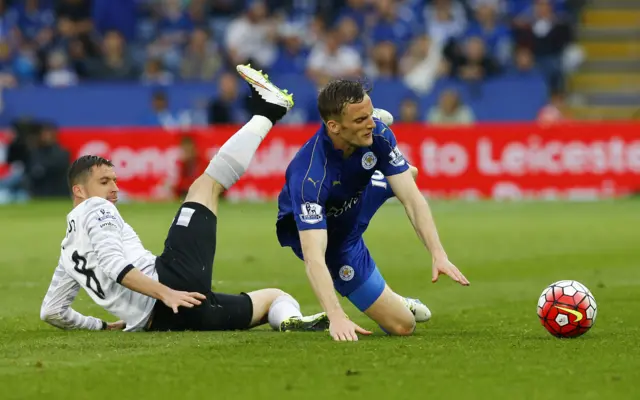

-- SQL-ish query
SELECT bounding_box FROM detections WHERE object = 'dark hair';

[317,79,372,122]
[67,155,113,191]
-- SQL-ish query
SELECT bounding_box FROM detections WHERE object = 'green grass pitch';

[0,200,639,399]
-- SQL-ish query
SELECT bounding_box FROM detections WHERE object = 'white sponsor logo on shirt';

[389,146,406,167]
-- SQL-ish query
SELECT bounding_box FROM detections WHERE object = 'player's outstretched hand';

[329,316,372,342]
[432,257,470,286]
[161,289,207,314]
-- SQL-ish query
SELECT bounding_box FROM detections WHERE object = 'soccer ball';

[537,280,597,338]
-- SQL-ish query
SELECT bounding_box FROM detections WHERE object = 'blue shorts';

[292,241,387,312]
[346,266,386,311]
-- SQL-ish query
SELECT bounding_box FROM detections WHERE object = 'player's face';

[76,165,119,204]
[332,95,376,148]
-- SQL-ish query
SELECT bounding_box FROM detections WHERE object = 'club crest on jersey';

[339,265,355,281]
[389,146,406,167]
[361,151,377,170]
[300,202,323,224]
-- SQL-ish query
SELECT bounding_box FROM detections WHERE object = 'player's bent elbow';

[40,308,59,324]
[409,165,419,180]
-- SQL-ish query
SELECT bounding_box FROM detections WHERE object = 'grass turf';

[0,200,638,399]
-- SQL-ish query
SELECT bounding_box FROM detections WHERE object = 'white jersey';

[40,197,158,332]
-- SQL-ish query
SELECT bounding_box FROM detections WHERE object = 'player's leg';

[341,264,416,336]
[365,286,416,336]
[149,287,328,332]
[148,66,297,332]
[183,65,294,216]
[245,288,329,331]
[173,288,328,332]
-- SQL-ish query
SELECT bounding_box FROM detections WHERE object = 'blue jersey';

[276,119,409,300]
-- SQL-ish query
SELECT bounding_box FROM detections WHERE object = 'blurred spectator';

[0,2,20,46]
[0,41,18,88]
[66,36,92,79]
[0,119,35,204]
[24,122,70,199]
[307,29,362,85]
[537,89,570,123]
[207,72,249,125]
[174,135,208,199]
[180,27,222,81]
[55,0,93,40]
[365,41,398,79]
[141,58,173,85]
[401,34,448,94]
[43,49,78,87]
[370,0,417,52]
[187,0,209,27]
[448,36,500,82]
[514,0,573,91]
[427,89,475,125]
[337,0,370,31]
[512,46,535,73]
[304,15,326,48]
[143,90,191,129]
[425,0,468,44]
[269,23,310,75]
[147,0,194,72]
[465,0,512,66]
[85,30,138,80]
[336,16,364,56]
[13,41,39,84]
[225,1,277,71]
[399,97,420,122]
[15,0,55,46]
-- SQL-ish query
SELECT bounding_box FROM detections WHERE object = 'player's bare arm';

[119,268,205,314]
[387,170,470,286]
[300,229,372,341]
[409,165,418,180]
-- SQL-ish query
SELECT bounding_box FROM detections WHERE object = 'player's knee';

[263,288,290,304]
[384,320,416,336]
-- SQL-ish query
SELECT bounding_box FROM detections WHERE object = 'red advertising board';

[1,122,639,200]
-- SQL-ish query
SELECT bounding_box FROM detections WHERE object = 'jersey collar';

[320,125,367,161]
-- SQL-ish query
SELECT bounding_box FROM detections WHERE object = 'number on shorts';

[176,207,195,227]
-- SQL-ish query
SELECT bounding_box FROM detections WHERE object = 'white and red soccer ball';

[537,280,597,338]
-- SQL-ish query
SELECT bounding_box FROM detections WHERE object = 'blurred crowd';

[0,118,69,203]
[0,0,583,126]
[0,0,584,88]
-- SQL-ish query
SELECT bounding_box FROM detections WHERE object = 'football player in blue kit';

[276,79,470,342]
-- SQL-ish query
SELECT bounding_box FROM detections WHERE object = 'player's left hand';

[106,320,126,330]
[432,257,470,286]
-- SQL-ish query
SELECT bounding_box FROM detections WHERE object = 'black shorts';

[146,202,253,332]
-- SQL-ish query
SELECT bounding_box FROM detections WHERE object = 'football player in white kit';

[40,65,331,333]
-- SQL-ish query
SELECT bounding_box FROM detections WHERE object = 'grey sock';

[206,152,246,189]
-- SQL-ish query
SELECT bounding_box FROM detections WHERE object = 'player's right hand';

[161,289,207,314]
[329,317,372,342]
